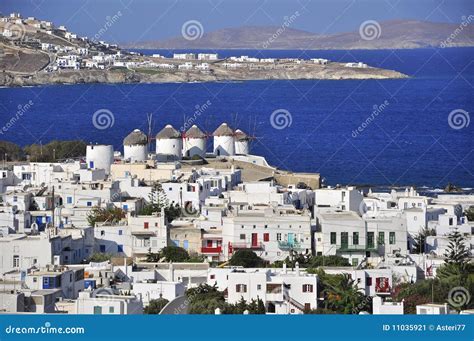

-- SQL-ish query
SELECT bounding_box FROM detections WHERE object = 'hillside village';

[0,13,406,86]
[0,121,473,315]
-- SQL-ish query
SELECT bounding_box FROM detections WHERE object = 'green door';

[367,232,374,249]
[341,232,348,249]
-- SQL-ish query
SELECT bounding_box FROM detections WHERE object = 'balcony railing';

[232,242,264,250]
[336,243,379,252]
[278,240,304,251]
[201,246,222,254]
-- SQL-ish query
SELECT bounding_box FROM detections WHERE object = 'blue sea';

[0,48,473,187]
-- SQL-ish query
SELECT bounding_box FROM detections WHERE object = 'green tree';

[443,229,471,267]
[314,269,369,314]
[412,228,435,254]
[0,141,25,161]
[437,228,473,282]
[144,298,169,314]
[159,246,190,262]
[186,284,227,314]
[87,252,113,262]
[139,182,182,222]
[229,250,265,268]
[87,206,126,227]
[24,140,86,162]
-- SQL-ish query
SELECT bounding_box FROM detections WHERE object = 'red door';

[252,233,258,247]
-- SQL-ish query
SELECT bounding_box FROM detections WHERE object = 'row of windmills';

[122,122,252,162]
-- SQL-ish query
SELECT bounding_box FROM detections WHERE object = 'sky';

[1,0,473,43]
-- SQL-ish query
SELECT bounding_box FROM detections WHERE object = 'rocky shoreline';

[0,63,408,87]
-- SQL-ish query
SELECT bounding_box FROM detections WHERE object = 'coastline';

[0,63,408,87]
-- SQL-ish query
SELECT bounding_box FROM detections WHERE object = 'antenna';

[146,113,153,152]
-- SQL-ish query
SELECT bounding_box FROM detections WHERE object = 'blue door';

[183,240,189,250]
[288,233,294,246]
[89,161,94,168]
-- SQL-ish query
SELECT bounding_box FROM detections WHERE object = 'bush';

[144,298,169,314]
[229,250,265,268]
[0,140,25,161]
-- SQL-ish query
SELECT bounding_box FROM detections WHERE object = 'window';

[241,225,244,229]
[236,284,247,293]
[264,225,268,229]
[13,196,17,202]
[378,232,385,245]
[263,233,269,242]
[240,234,245,240]
[257,284,261,290]
[302,284,313,293]
[144,222,149,229]
[100,245,106,252]
[13,255,19,267]
[93,306,102,314]
[266,284,282,293]
[276,233,281,241]
[449,218,453,226]
[67,196,73,204]
[353,232,359,245]
[330,232,336,245]
[87,201,92,207]
[101,230,105,236]
[118,230,123,236]
[352,258,359,267]
[210,274,215,279]
[366,277,372,286]
[117,245,123,252]
[367,232,374,248]
[304,303,311,311]
[389,232,396,245]
[253,225,256,229]
[109,306,114,313]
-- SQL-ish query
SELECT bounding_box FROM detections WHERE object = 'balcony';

[336,243,379,253]
[278,240,304,251]
[232,242,264,250]
[201,246,222,254]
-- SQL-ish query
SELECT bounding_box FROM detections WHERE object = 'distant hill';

[126,20,474,50]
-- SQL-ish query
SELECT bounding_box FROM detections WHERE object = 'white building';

[213,123,235,156]
[86,144,114,175]
[123,129,148,163]
[182,125,207,158]
[197,53,218,60]
[173,53,196,60]
[75,290,143,314]
[155,125,183,161]
[209,266,318,314]
[222,205,312,262]
[234,129,250,155]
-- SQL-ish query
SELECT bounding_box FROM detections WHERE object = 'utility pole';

[51,186,55,231]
